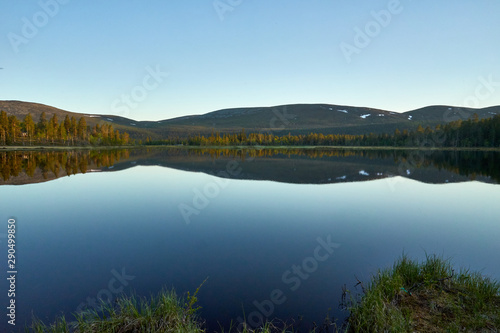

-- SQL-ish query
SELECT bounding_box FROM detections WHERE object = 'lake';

[1,147,499,332]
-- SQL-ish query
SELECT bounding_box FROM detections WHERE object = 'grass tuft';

[27,288,204,333]
[346,254,500,332]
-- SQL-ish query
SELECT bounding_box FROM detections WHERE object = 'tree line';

[3,110,498,148]
[0,111,130,146]
[147,114,500,148]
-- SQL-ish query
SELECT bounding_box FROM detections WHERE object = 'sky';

[1,0,500,121]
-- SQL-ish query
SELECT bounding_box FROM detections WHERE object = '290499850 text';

[7,218,17,326]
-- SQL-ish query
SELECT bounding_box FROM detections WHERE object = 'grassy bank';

[26,255,500,332]
[28,287,205,333]
[345,254,500,332]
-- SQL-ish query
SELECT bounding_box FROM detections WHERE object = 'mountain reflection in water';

[1,147,499,186]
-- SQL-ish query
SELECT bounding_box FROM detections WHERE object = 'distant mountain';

[159,104,500,137]
[1,100,499,139]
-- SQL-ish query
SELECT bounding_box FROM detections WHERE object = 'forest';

[2,109,499,149]
[148,114,500,148]
[0,111,130,146]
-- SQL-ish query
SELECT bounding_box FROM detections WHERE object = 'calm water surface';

[1,148,499,332]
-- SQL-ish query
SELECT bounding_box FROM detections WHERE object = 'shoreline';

[1,144,500,152]
[0,145,138,151]
[27,254,500,332]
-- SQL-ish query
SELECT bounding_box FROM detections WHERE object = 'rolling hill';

[1,100,499,140]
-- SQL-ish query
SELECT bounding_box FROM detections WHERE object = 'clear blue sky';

[1,0,500,121]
